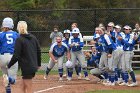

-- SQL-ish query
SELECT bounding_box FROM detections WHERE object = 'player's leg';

[99,52,108,83]
[21,74,35,93]
[0,54,12,93]
[44,58,55,79]
[77,50,90,80]
[70,51,77,78]
[57,56,64,81]
[127,51,137,87]
[119,52,129,86]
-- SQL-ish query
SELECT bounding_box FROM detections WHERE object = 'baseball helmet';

[2,17,14,29]
[64,29,71,33]
[72,28,80,34]
[65,60,73,68]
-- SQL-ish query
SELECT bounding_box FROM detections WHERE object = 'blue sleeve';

[79,42,84,47]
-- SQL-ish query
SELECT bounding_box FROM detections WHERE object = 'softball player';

[69,28,90,80]
[44,36,70,81]
[119,25,137,87]
[113,25,125,83]
[97,27,117,86]
[71,23,82,79]
[0,17,19,93]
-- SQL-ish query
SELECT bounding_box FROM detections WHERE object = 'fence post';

[94,9,97,30]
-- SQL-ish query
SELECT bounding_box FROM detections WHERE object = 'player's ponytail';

[17,21,28,34]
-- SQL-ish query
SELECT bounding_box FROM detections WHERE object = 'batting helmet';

[72,28,80,34]
[64,29,71,34]
[65,60,73,68]
[2,17,14,29]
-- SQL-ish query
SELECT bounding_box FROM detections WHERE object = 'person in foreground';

[8,21,41,93]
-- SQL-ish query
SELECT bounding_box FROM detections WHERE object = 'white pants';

[0,53,18,79]
[71,50,87,68]
[47,56,64,69]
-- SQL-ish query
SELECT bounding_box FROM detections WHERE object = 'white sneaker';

[102,79,109,85]
[78,75,82,79]
[104,82,115,86]
[119,82,129,86]
[67,77,72,81]
[3,74,9,87]
[84,77,90,81]
[44,74,47,80]
[63,74,67,78]
[59,77,63,81]
[128,82,138,87]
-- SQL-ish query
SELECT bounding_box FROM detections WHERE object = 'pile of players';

[44,22,139,87]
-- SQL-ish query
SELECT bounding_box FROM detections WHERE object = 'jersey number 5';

[6,34,13,44]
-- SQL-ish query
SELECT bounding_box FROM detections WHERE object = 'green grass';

[86,90,140,93]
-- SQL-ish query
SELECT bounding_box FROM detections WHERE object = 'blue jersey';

[62,38,70,50]
[115,32,125,48]
[0,30,19,54]
[122,33,135,51]
[97,34,116,53]
[87,52,101,67]
[49,42,69,57]
[69,36,84,51]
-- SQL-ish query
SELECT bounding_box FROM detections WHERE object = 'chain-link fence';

[0,8,140,67]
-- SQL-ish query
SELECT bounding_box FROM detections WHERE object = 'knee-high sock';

[67,68,73,77]
[130,71,136,83]
[103,72,108,80]
[123,71,129,83]
[75,65,79,75]
[6,84,11,93]
[46,67,51,75]
[9,77,15,84]
[58,68,63,77]
[83,68,88,77]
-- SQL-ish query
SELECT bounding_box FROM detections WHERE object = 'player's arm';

[104,34,113,57]
[8,38,22,68]
[49,44,57,63]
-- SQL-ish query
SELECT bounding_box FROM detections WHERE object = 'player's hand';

[108,54,112,58]
[74,43,79,46]
[117,36,122,40]
[54,60,58,63]
[70,43,75,47]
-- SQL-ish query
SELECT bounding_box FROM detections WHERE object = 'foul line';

[34,85,64,93]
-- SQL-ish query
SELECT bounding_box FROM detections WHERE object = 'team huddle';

[44,22,139,87]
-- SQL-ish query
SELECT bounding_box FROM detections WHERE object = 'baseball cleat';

[84,76,90,81]
[63,74,67,78]
[43,74,47,80]
[104,82,115,86]
[119,82,129,86]
[67,77,72,81]
[59,77,63,81]
[128,82,138,87]
[3,74,9,87]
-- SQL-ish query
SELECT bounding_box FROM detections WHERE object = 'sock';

[46,67,51,75]
[83,68,88,77]
[78,66,82,74]
[9,77,15,84]
[117,69,121,78]
[6,84,11,93]
[103,72,108,80]
[124,72,129,83]
[75,65,79,76]
[67,68,73,77]
[121,71,124,81]
[130,71,136,83]
[110,72,115,83]
[58,68,63,77]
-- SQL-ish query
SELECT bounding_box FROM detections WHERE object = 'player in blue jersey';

[69,28,90,80]
[118,25,138,87]
[97,27,117,86]
[44,36,70,81]
[0,17,19,93]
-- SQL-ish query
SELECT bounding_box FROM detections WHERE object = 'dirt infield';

[0,74,140,93]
